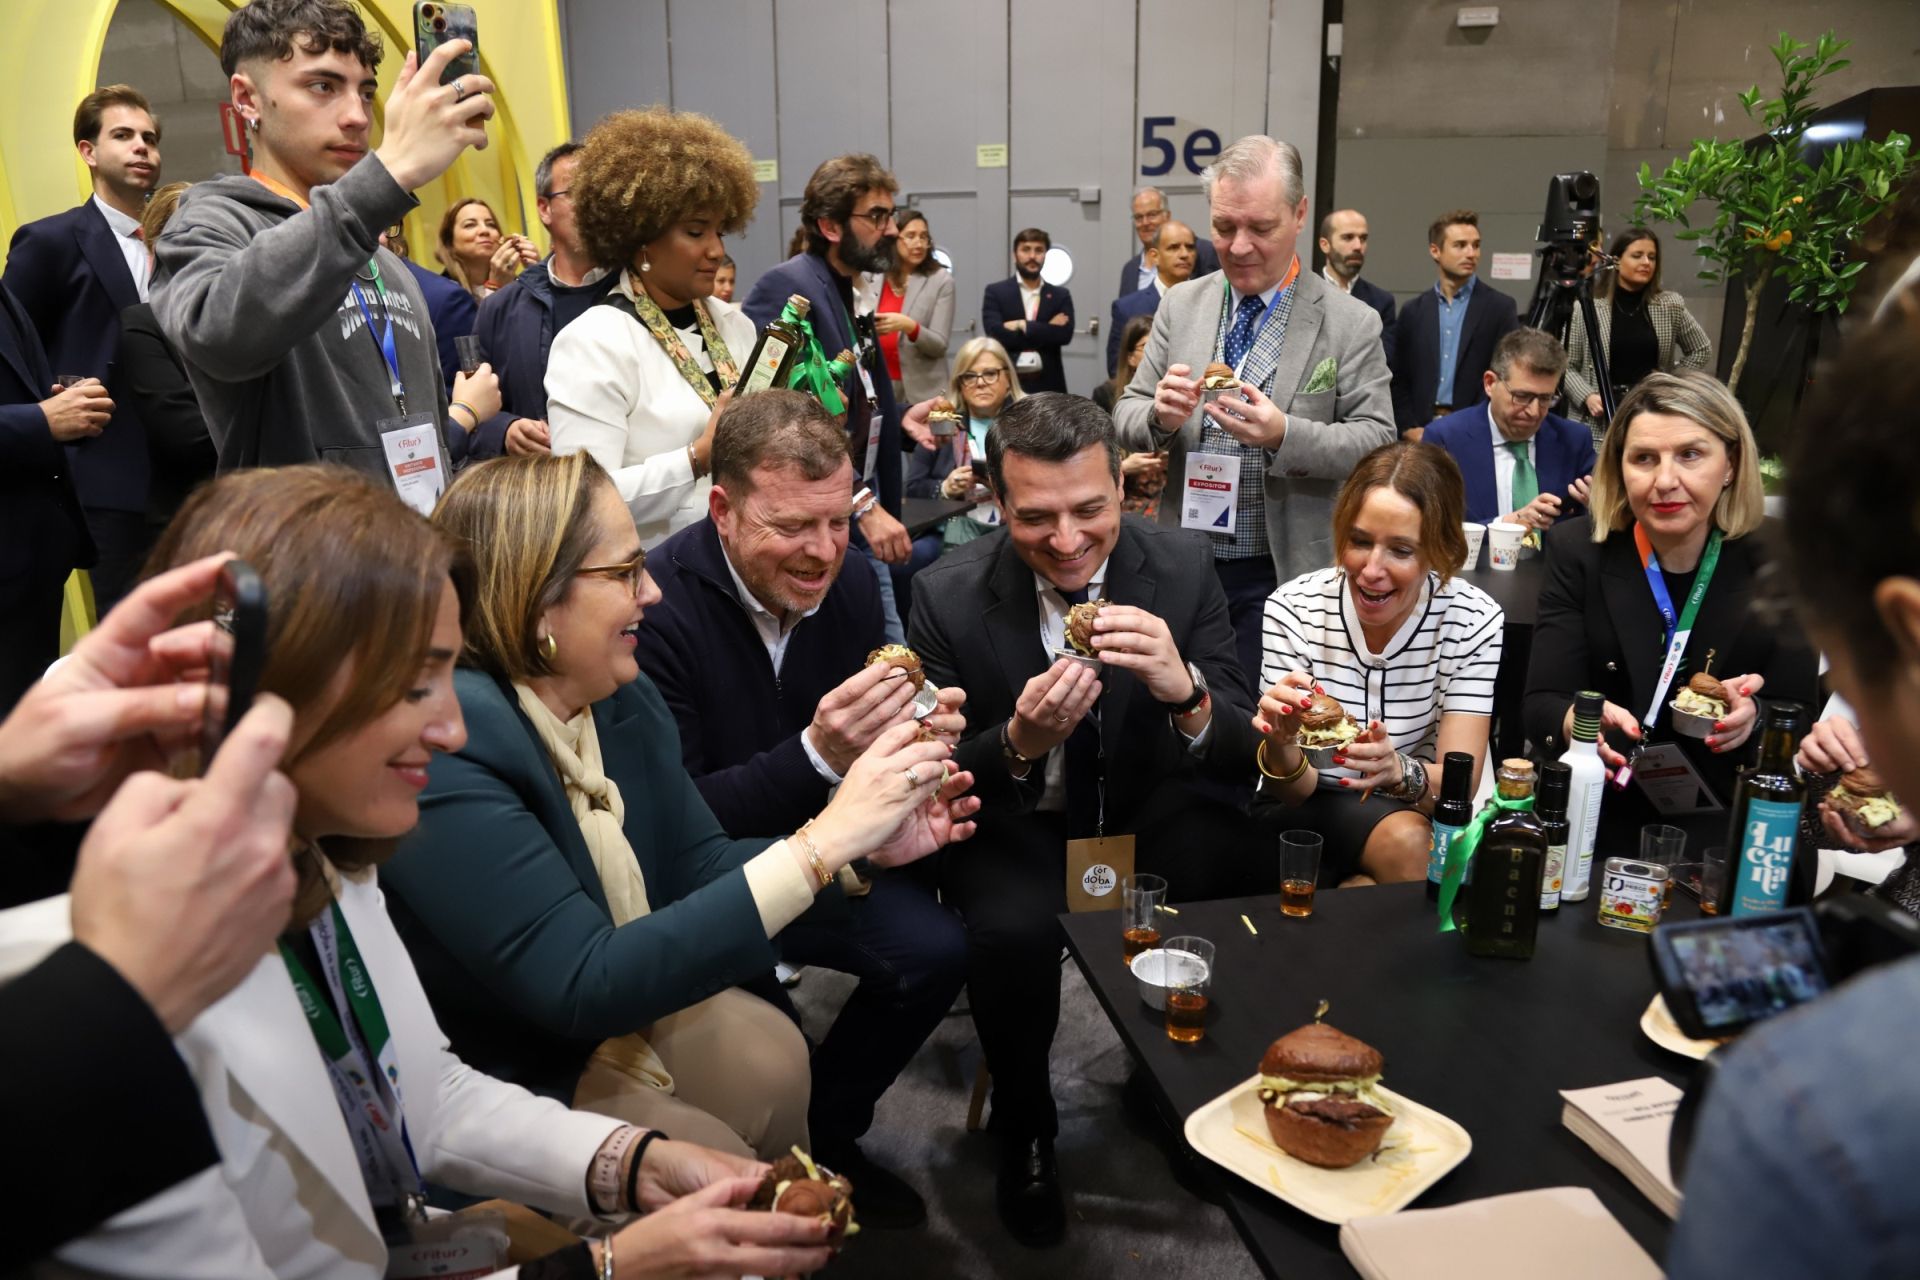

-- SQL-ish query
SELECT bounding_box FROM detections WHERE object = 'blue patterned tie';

[1222,292,1266,371]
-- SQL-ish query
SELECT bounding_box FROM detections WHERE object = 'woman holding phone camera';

[386,450,978,1162]
[34,467,833,1280]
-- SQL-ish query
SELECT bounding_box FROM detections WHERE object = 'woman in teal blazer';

[385,452,978,1157]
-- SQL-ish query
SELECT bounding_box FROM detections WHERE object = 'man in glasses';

[1116,187,1219,303]
[983,228,1074,395]
[744,154,914,642]
[1424,328,1595,530]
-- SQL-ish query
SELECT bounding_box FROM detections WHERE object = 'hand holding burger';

[1820,767,1918,852]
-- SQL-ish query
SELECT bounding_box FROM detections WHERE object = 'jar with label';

[1596,857,1670,934]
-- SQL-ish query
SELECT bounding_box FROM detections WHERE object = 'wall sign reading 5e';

[1140,117,1223,177]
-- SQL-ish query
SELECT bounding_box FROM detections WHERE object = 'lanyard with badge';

[1180,258,1299,535]
[1634,522,1723,729]
[1048,589,1136,912]
[352,260,447,517]
[835,293,886,486]
[280,900,426,1227]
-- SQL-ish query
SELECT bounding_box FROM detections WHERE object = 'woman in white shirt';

[548,108,761,547]
[1253,441,1504,885]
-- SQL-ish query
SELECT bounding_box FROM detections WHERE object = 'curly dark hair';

[571,108,759,270]
[220,0,382,76]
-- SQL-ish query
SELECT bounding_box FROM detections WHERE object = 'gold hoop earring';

[538,632,559,661]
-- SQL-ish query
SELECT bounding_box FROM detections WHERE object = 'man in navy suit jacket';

[1106,219,1197,375]
[1116,186,1219,300]
[1423,328,1596,529]
[0,285,97,712]
[1389,210,1518,438]
[1317,209,1397,366]
[983,228,1073,394]
[743,154,912,597]
[3,86,162,612]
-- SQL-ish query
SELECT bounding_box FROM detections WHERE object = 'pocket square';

[1301,357,1339,395]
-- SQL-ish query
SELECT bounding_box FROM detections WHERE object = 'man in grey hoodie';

[153,0,498,482]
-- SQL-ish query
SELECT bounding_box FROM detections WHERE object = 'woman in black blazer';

[1525,371,1817,839]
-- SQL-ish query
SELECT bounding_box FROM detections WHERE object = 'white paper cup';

[1461,522,1486,571]
[1487,521,1526,571]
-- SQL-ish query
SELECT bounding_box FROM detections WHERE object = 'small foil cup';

[1201,380,1243,407]
[1301,742,1346,769]
[1667,701,1719,739]
[1051,646,1101,670]
[910,681,941,720]
[929,415,958,438]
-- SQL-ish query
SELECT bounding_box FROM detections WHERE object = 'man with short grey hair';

[1114,134,1395,685]
[1117,186,1219,302]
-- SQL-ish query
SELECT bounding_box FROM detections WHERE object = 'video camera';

[1525,170,1619,423]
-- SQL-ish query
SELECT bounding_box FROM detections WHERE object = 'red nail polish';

[1338,778,1350,787]
[1713,722,1726,733]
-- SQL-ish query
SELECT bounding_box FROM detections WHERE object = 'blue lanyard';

[350,260,406,414]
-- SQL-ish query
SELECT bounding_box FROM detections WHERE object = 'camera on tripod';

[1525,170,1619,425]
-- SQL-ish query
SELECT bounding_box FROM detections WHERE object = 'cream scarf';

[515,684,673,1093]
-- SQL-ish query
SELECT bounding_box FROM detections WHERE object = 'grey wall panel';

[1267,0,1323,218]
[665,0,783,286]
[887,0,1009,354]
[775,0,893,203]
[559,0,670,136]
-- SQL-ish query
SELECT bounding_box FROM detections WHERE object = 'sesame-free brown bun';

[1687,672,1729,704]
[1202,362,1239,389]
[1261,1023,1384,1082]
[1297,693,1351,735]
[866,644,925,690]
[927,397,961,421]
[1065,599,1108,656]
[1831,767,1902,837]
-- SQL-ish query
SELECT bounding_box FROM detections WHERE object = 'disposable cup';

[1487,521,1526,571]
[1461,522,1486,570]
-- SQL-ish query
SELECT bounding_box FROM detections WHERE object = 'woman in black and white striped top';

[1252,442,1504,884]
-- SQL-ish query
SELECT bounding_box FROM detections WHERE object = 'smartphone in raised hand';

[200,561,269,774]
[414,2,479,84]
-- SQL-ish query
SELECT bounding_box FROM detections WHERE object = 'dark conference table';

[901,496,973,538]
[1062,861,1694,1280]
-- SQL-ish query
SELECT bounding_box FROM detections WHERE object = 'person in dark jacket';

[388,448,979,1166]
[982,228,1074,394]
[1316,209,1397,366]
[119,183,213,532]
[474,141,615,461]
[635,390,969,1225]
[1389,210,1518,437]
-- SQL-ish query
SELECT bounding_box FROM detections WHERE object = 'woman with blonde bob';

[547,108,761,547]
[39,466,834,1280]
[1253,441,1505,885]
[387,450,980,1160]
[1525,370,1817,847]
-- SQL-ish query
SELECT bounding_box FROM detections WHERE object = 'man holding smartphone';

[153,0,496,484]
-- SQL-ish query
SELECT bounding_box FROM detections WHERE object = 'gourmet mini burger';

[1831,767,1904,838]
[1295,692,1360,751]
[865,643,925,691]
[1673,672,1730,720]
[1065,598,1108,657]
[1258,1024,1394,1169]
[750,1149,859,1246]
[1202,361,1240,392]
[927,397,962,435]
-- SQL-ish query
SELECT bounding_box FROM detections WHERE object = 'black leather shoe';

[995,1135,1066,1247]
[813,1143,926,1229]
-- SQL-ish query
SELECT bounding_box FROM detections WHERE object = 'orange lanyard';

[249,170,310,210]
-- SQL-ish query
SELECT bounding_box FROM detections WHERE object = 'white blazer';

[5,874,622,1280]
[545,272,757,548]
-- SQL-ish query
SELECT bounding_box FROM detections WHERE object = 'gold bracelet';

[793,821,834,888]
[1256,739,1310,784]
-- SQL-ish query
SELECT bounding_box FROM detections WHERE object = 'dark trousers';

[82,507,155,616]
[775,863,968,1150]
[0,567,68,718]
[1214,554,1279,692]
[944,794,1268,1139]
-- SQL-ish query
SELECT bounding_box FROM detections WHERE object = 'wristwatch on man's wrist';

[1164,662,1209,716]
[1001,719,1037,775]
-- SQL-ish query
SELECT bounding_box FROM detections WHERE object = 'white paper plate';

[1184,1075,1471,1225]
[1639,994,1725,1061]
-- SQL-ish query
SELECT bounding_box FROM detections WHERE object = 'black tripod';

[1526,239,1619,427]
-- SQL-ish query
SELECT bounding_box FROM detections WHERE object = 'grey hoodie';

[152,156,449,481]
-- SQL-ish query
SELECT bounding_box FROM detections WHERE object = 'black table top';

[901,496,974,539]
[1062,862,1696,1279]
[1456,554,1544,628]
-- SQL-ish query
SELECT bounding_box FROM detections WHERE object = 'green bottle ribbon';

[781,302,850,415]
[1436,792,1535,933]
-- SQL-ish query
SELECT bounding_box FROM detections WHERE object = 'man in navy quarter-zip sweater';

[634,389,967,1230]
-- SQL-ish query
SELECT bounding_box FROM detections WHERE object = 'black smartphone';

[413,2,479,85]
[1649,907,1831,1041]
[201,560,269,773]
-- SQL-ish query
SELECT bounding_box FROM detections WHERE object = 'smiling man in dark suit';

[1117,186,1220,300]
[1389,209,1518,440]
[908,393,1260,1247]
[1106,218,1196,376]
[4,85,162,613]
[983,228,1074,394]
[1424,328,1596,530]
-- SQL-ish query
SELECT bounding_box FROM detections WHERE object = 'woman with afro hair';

[547,108,761,547]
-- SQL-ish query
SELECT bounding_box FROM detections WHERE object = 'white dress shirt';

[1487,403,1538,519]
[93,194,149,301]
[1019,280,1042,321]
[1320,266,1353,295]
[720,545,841,783]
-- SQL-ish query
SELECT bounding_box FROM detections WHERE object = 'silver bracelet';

[599,1232,615,1280]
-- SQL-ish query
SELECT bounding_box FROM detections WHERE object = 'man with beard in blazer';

[4,85,162,613]
[908,393,1261,1247]
[983,228,1074,394]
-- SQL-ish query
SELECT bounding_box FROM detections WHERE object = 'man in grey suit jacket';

[1115,136,1394,684]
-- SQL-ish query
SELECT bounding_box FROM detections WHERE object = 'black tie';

[1060,586,1102,838]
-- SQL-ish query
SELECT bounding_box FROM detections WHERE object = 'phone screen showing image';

[1661,911,1830,1037]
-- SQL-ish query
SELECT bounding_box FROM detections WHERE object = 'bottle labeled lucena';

[1728,701,1809,917]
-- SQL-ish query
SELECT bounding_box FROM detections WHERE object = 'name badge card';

[1066,834,1137,913]
[1014,350,1043,373]
[862,411,883,483]
[379,412,446,517]
[1181,452,1239,532]
[1633,742,1725,815]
